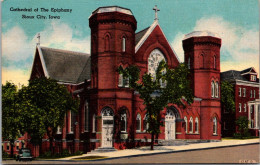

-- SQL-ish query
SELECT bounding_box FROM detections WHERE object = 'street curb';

[30,142,259,162]
[81,142,260,162]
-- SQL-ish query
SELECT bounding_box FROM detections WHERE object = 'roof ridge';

[136,26,150,34]
[40,46,89,56]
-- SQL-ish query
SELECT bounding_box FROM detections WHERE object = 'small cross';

[37,33,40,46]
[153,5,160,20]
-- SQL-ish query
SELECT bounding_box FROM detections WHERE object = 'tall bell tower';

[183,31,222,140]
[89,6,137,147]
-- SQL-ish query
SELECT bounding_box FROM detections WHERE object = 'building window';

[84,101,89,132]
[136,114,141,132]
[239,87,242,97]
[143,114,149,132]
[70,111,76,133]
[189,117,193,133]
[16,143,19,150]
[254,90,256,98]
[188,57,190,69]
[213,117,217,135]
[213,56,216,69]
[105,35,110,51]
[250,90,252,98]
[251,75,256,81]
[57,126,62,134]
[118,73,129,88]
[239,103,242,112]
[244,104,247,112]
[122,37,126,52]
[215,82,219,98]
[195,117,199,133]
[184,116,187,133]
[120,111,127,132]
[7,143,10,151]
[243,88,246,97]
[92,114,96,133]
[211,81,215,98]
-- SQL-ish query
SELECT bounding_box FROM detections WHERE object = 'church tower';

[183,32,222,140]
[89,6,137,148]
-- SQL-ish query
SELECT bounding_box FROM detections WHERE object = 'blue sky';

[2,0,259,85]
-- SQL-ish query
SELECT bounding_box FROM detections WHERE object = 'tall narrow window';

[118,74,123,87]
[254,90,256,98]
[122,37,126,52]
[195,117,199,133]
[188,57,190,69]
[84,101,89,132]
[244,104,247,112]
[251,119,254,128]
[143,114,149,132]
[57,126,62,134]
[239,103,242,112]
[239,87,242,97]
[189,117,193,133]
[105,35,110,51]
[184,116,187,133]
[6,143,10,151]
[250,90,252,98]
[213,56,216,69]
[215,82,219,98]
[243,88,246,97]
[124,77,129,88]
[136,114,141,132]
[213,117,217,135]
[92,114,96,133]
[70,110,75,133]
[211,81,215,98]
[120,110,127,132]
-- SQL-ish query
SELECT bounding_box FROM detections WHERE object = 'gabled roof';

[135,27,149,45]
[240,67,257,75]
[135,20,180,62]
[36,46,90,84]
[221,70,247,81]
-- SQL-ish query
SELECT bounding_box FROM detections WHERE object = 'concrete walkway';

[59,138,259,160]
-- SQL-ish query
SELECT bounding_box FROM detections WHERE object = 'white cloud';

[2,26,34,61]
[2,21,91,85]
[38,21,90,54]
[172,16,259,72]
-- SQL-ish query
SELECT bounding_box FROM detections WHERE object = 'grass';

[72,156,108,160]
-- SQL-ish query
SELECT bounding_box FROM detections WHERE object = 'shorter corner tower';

[183,31,222,140]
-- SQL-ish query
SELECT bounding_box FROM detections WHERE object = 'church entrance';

[165,109,176,140]
[101,107,114,148]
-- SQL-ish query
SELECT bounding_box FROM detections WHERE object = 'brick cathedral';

[5,6,233,156]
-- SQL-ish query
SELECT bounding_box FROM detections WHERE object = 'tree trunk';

[50,137,53,155]
[10,141,14,158]
[150,132,154,150]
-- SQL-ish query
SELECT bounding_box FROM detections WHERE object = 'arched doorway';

[101,107,114,148]
[165,107,180,140]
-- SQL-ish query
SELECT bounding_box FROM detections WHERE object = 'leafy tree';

[119,61,193,150]
[234,116,249,139]
[221,81,235,113]
[18,77,79,155]
[2,82,21,157]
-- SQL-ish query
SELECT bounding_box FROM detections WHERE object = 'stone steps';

[89,147,117,153]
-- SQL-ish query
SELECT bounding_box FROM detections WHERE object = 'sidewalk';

[59,138,259,160]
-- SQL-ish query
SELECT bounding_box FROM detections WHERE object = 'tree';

[18,77,79,155]
[221,81,235,112]
[235,116,249,139]
[2,82,21,157]
[119,61,194,150]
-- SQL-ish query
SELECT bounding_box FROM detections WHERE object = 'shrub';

[2,151,10,158]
